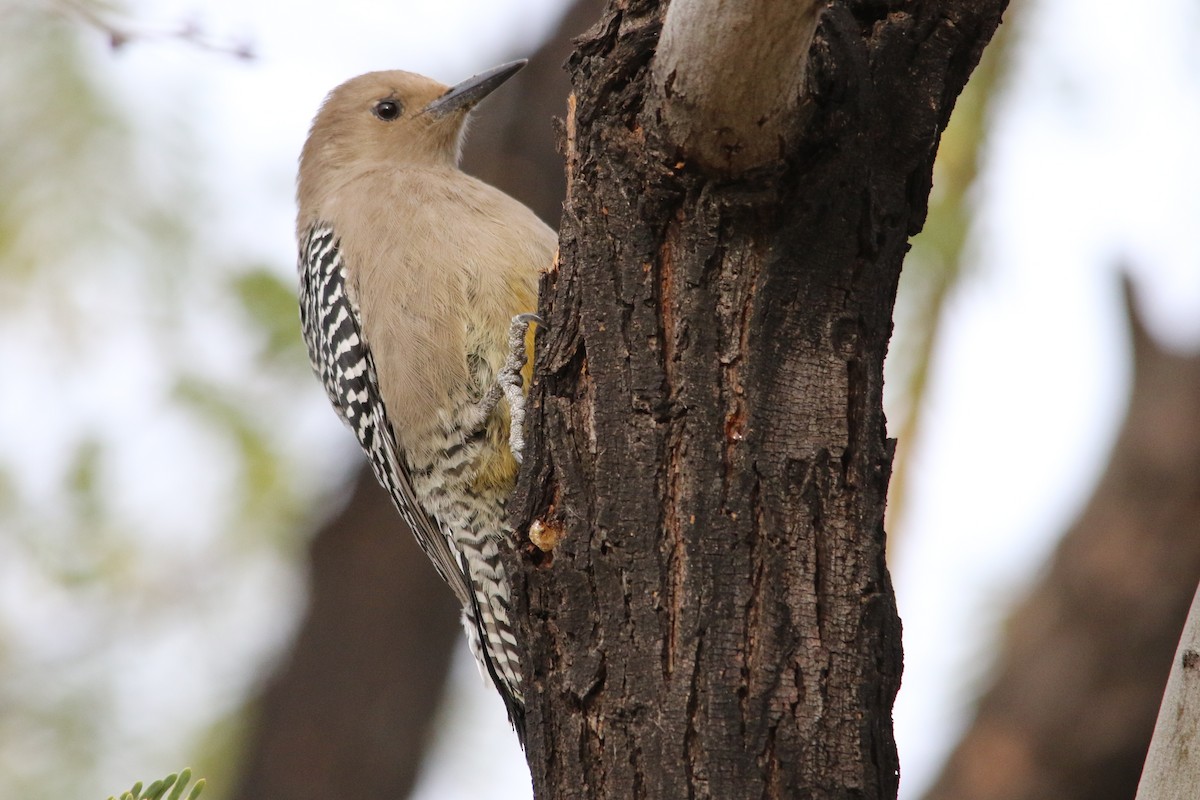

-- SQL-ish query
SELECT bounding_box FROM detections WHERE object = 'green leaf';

[108,769,203,800]
[165,769,191,800]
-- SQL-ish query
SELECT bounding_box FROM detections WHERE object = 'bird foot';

[498,313,542,463]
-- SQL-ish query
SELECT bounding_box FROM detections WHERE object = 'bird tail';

[463,594,526,747]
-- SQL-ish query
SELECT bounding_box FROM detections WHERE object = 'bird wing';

[299,224,472,608]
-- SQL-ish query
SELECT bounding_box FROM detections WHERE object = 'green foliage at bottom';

[107,769,204,800]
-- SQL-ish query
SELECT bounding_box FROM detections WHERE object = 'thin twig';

[49,0,255,59]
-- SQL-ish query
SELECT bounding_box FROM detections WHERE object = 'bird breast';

[327,166,552,464]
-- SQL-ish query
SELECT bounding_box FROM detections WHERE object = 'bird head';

[300,60,526,179]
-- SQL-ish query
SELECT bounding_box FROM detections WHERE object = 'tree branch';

[1137,583,1200,799]
[651,0,823,174]
[923,277,1200,800]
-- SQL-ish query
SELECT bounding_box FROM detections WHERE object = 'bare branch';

[651,0,823,174]
[51,0,255,59]
[1136,583,1200,800]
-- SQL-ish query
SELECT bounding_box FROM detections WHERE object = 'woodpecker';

[296,61,554,738]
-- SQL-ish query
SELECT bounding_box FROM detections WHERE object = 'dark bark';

[923,280,1200,800]
[510,1,1006,797]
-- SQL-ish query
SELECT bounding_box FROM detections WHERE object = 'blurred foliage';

[0,3,324,799]
[172,375,303,540]
[229,268,312,369]
[107,769,205,800]
[0,2,129,309]
[886,10,1014,539]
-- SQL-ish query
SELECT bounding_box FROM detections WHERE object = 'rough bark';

[510,1,1006,797]
[924,281,1200,800]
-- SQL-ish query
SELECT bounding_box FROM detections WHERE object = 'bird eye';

[372,100,402,121]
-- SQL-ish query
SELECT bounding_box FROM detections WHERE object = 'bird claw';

[498,313,542,463]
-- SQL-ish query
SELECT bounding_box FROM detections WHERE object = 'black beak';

[423,60,527,118]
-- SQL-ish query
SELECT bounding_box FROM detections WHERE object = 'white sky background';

[3,0,1199,797]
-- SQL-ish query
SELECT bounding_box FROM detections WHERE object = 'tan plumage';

[296,62,554,736]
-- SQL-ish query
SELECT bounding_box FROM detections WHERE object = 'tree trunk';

[230,469,460,800]
[510,1,1006,797]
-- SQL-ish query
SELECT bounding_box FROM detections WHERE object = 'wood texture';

[652,0,823,174]
[509,0,1007,797]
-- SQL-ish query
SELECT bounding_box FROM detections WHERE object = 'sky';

[4,0,1200,797]
[891,0,1200,789]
